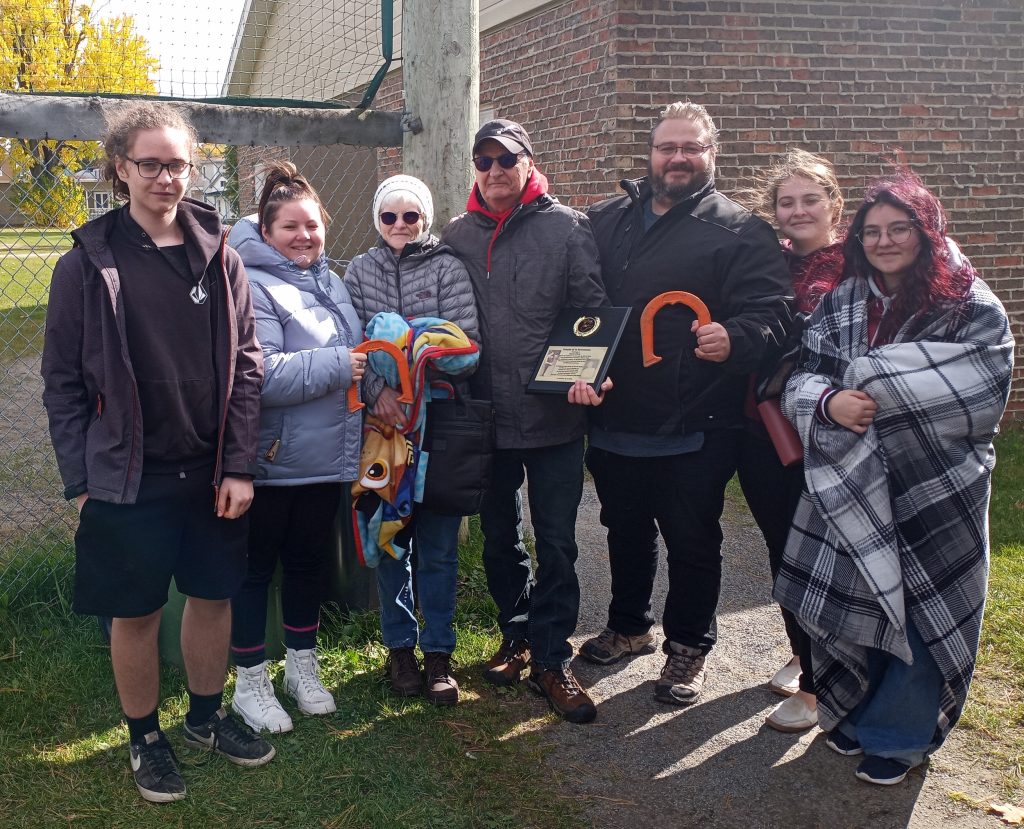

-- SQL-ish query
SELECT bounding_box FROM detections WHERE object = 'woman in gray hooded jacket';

[345,174,478,706]
[227,163,366,733]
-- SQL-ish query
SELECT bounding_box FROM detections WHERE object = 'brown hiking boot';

[422,652,459,707]
[654,641,707,706]
[526,667,597,724]
[579,627,656,665]
[386,647,421,697]
[483,638,531,687]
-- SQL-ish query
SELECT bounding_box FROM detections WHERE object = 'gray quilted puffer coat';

[228,217,363,485]
[344,235,479,404]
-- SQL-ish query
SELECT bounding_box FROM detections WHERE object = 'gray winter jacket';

[442,191,607,450]
[228,218,362,485]
[344,236,479,404]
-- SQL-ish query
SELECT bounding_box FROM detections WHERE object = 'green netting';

[0,0,395,108]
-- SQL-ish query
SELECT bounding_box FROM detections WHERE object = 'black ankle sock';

[185,690,223,727]
[126,709,160,744]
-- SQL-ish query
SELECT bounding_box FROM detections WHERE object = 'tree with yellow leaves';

[0,0,157,227]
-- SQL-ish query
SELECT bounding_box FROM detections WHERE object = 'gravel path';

[515,479,1004,829]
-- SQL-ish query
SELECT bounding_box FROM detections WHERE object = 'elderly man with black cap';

[442,119,608,724]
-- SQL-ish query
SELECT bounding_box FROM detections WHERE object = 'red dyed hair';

[841,169,973,339]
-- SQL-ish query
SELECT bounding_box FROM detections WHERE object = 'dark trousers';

[736,430,814,693]
[231,483,342,665]
[479,438,584,670]
[586,429,741,654]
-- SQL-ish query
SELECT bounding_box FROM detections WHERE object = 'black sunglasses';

[472,152,524,172]
[380,211,422,226]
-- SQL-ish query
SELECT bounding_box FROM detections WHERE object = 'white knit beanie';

[372,175,434,241]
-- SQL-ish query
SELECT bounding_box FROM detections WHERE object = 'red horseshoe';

[346,339,415,412]
[640,291,712,367]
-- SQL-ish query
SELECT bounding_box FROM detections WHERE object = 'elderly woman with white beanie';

[345,174,479,706]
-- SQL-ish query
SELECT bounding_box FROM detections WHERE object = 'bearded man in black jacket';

[579,102,792,706]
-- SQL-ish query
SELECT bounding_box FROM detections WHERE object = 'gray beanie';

[372,175,434,241]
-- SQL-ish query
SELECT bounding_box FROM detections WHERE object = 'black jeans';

[586,429,741,654]
[230,483,342,666]
[479,438,584,670]
[736,429,814,693]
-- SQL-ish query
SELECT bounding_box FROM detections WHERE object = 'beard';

[648,158,714,204]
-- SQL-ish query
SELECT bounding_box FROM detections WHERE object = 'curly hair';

[257,161,330,232]
[842,168,972,339]
[753,148,844,230]
[101,102,198,201]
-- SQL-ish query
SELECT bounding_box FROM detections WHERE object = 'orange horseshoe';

[346,339,415,412]
[640,291,712,367]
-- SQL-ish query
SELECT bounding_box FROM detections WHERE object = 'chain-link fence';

[0,0,403,608]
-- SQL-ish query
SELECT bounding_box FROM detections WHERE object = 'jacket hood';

[227,215,332,288]
[72,198,225,265]
[466,168,550,220]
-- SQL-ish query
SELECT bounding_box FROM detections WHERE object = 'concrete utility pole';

[402,0,479,227]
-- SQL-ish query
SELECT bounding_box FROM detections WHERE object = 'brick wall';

[374,0,1024,416]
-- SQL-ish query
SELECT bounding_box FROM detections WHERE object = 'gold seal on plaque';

[573,315,601,337]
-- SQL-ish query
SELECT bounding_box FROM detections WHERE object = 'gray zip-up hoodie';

[228,217,362,485]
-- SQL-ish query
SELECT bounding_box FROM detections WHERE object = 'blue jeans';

[837,617,945,767]
[479,438,584,671]
[375,508,462,655]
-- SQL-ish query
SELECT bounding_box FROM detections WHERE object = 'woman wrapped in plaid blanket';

[776,169,1014,786]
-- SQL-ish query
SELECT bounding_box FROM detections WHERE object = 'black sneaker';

[855,755,911,785]
[182,707,276,767]
[129,730,186,803]
[825,730,864,756]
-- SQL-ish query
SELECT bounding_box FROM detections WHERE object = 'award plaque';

[526,306,631,395]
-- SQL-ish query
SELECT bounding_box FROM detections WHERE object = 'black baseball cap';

[472,119,533,156]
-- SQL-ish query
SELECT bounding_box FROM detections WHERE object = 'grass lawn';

[0,227,68,357]
[957,425,1024,802]
[1,429,1022,824]
[0,518,582,829]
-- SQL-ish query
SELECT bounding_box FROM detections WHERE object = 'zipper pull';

[265,439,281,461]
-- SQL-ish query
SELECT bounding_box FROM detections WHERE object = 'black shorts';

[72,464,249,618]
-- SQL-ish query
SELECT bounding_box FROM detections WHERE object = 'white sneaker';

[768,656,802,697]
[284,648,337,715]
[765,693,818,733]
[232,661,294,734]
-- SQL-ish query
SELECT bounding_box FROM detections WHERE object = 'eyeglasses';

[125,158,193,179]
[651,143,713,158]
[472,152,525,172]
[858,223,916,247]
[380,211,422,226]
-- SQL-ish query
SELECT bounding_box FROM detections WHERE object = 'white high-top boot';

[231,661,294,733]
[284,648,337,715]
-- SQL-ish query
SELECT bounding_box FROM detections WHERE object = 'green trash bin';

[327,484,378,612]
[157,485,374,669]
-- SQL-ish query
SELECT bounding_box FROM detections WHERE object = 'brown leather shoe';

[526,667,597,724]
[483,638,531,687]
[387,647,421,697]
[422,652,459,706]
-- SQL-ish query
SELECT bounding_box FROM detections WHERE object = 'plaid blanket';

[776,274,1013,745]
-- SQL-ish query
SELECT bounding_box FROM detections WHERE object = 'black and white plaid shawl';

[775,274,1013,747]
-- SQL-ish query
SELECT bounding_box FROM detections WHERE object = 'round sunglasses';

[379,211,422,226]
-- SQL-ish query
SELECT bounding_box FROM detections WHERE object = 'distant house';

[0,159,29,227]
[224,0,1024,417]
